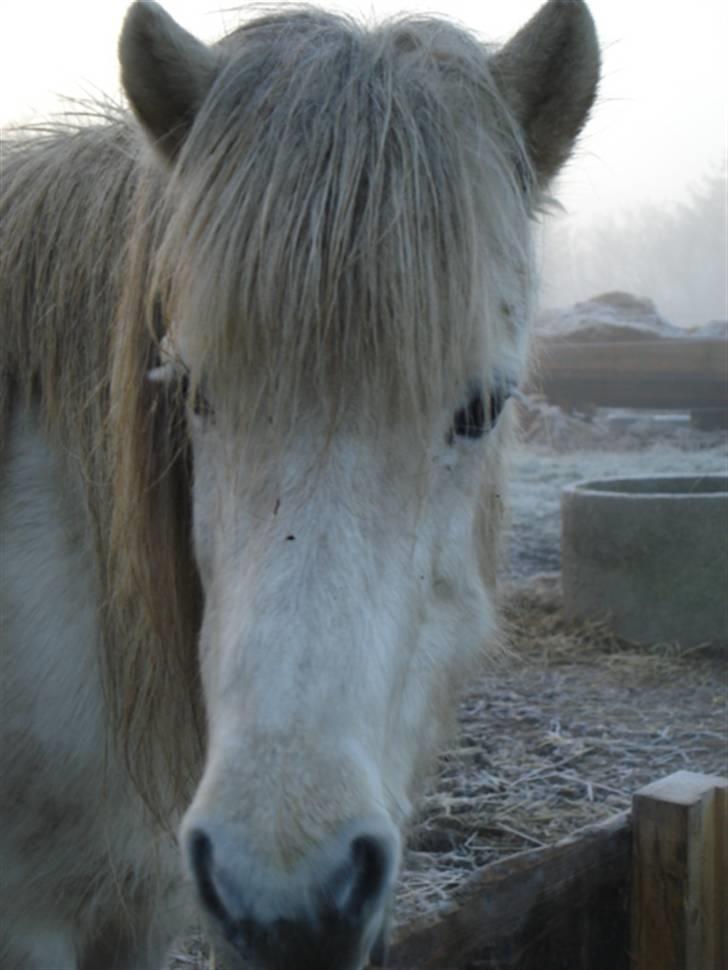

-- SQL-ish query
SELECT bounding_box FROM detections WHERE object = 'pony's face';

[121,1,599,965]
[174,372,509,966]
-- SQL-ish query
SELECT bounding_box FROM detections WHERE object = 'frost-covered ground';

[504,436,727,579]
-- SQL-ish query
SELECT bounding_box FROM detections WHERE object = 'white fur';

[0,407,190,969]
[179,379,504,875]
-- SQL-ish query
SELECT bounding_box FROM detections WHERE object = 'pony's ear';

[119,1,219,161]
[491,0,600,185]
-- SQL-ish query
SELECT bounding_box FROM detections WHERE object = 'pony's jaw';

[181,417,496,961]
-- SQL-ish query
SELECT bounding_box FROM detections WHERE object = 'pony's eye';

[453,392,487,440]
[180,373,214,420]
[190,388,214,420]
[450,379,513,442]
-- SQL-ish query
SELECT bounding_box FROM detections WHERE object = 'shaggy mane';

[0,6,533,820]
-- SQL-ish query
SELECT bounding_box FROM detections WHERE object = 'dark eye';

[453,392,487,439]
[180,372,214,420]
[450,379,513,442]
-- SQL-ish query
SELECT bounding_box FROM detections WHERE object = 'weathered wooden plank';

[691,408,728,431]
[383,812,631,970]
[532,338,728,411]
[631,771,728,970]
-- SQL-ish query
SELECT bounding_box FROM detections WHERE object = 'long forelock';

[151,8,535,444]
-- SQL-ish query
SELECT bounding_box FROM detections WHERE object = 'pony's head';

[116,2,598,965]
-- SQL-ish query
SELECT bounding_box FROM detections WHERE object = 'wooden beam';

[631,771,728,970]
[532,338,728,411]
[383,812,631,970]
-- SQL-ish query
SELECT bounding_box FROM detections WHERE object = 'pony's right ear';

[119,1,219,161]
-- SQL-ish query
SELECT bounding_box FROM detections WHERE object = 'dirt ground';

[170,407,728,967]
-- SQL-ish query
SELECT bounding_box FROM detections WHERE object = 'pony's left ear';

[119,1,219,161]
[491,0,600,185]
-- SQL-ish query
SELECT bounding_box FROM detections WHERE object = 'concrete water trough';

[561,475,728,648]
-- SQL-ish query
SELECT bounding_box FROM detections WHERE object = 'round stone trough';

[561,475,728,647]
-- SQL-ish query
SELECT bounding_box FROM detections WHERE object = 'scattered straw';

[393,573,727,930]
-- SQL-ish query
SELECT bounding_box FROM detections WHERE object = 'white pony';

[0,2,599,967]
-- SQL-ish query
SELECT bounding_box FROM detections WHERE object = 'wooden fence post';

[632,770,727,970]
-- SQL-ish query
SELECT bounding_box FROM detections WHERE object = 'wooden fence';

[379,771,727,970]
[531,339,728,419]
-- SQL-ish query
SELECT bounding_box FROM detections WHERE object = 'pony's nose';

[186,821,396,969]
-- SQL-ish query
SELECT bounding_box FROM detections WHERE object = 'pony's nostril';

[332,832,394,924]
[350,835,389,917]
[188,828,230,926]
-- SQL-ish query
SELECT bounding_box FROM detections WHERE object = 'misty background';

[539,165,727,328]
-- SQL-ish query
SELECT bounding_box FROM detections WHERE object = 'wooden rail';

[532,338,728,412]
[386,813,631,970]
[380,771,727,970]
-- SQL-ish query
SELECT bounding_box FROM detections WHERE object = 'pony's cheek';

[190,487,217,592]
[191,496,219,592]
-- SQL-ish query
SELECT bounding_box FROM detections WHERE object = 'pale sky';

[1,0,726,226]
